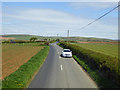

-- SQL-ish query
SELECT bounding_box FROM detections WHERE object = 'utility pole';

[57,33,59,42]
[67,30,69,47]
[57,34,59,37]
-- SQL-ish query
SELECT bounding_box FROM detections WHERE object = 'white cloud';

[1,0,119,2]
[4,9,91,24]
[2,8,118,39]
[69,2,118,10]
[0,2,2,34]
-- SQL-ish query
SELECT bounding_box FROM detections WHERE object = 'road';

[28,43,97,88]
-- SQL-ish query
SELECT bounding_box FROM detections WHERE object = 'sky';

[2,2,118,40]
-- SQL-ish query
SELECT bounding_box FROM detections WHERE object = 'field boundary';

[72,55,118,88]
[58,42,119,88]
[2,46,49,88]
[26,52,48,88]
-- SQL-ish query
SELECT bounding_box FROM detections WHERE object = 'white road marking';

[57,49,59,54]
[60,65,63,71]
[59,56,61,58]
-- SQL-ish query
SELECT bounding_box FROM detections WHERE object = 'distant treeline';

[2,40,50,43]
[2,40,57,46]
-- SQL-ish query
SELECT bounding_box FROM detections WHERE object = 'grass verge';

[73,55,117,88]
[2,46,49,88]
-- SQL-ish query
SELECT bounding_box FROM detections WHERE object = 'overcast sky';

[2,2,118,39]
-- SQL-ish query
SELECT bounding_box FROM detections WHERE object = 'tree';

[56,39,60,42]
[44,38,47,41]
[30,37,37,42]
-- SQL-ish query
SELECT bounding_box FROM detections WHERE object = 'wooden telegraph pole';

[67,30,69,47]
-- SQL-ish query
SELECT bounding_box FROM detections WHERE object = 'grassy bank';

[2,46,49,88]
[73,55,117,88]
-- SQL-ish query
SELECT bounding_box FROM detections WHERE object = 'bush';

[2,40,10,43]
[36,40,45,43]
[44,41,49,46]
[14,40,27,43]
[2,40,30,43]
[50,40,56,43]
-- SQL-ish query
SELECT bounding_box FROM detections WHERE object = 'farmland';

[1,34,115,42]
[2,44,44,79]
[71,43,118,58]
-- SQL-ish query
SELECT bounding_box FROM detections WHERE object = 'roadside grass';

[73,55,118,88]
[2,46,49,88]
[0,81,1,90]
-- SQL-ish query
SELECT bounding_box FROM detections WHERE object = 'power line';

[78,5,120,30]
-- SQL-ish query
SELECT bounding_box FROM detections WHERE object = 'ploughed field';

[2,44,44,79]
[72,43,118,58]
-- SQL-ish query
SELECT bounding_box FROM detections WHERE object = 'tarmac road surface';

[28,43,97,88]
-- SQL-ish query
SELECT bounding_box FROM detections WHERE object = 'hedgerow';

[60,42,120,86]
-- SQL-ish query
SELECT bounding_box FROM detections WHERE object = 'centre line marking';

[59,56,61,58]
[60,65,63,71]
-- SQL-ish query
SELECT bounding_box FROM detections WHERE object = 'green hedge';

[2,40,46,43]
[60,42,120,85]
[2,46,49,88]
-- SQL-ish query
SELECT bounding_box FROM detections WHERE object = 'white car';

[61,49,72,58]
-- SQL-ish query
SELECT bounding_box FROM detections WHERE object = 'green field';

[2,35,60,41]
[3,42,45,46]
[2,34,114,42]
[71,43,118,58]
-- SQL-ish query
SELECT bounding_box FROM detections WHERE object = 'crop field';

[2,44,44,79]
[3,43,45,46]
[71,43,118,58]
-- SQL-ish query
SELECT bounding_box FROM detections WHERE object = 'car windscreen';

[63,50,71,52]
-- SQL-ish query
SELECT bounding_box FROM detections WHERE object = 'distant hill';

[1,34,61,41]
[2,34,37,40]
[1,34,115,42]
[67,37,113,42]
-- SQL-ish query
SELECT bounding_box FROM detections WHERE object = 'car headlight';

[62,53,65,56]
